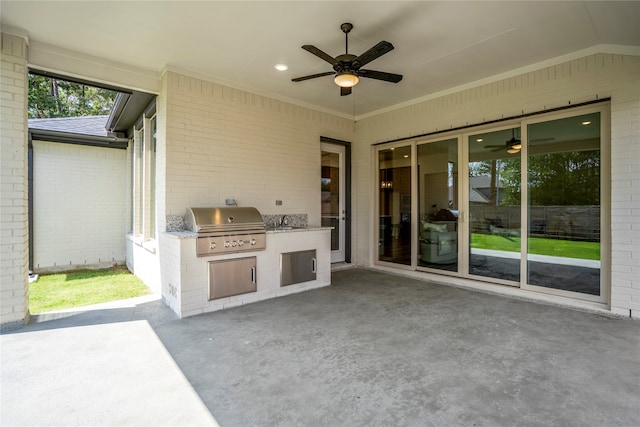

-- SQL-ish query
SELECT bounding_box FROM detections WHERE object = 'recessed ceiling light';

[274,64,288,71]
[476,138,484,142]
[403,154,409,158]
[582,121,591,125]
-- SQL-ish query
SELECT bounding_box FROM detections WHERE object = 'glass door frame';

[518,105,610,304]
[462,122,524,287]
[321,142,346,263]
[415,135,462,278]
[373,105,609,304]
[374,142,418,271]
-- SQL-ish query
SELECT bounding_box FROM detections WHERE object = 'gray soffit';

[106,91,156,136]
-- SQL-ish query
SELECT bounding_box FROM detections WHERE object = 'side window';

[132,107,157,244]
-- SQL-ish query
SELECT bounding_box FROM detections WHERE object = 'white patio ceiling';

[2,1,639,119]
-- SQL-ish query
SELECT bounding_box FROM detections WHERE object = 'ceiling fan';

[292,23,403,96]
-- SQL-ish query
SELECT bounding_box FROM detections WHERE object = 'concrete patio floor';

[2,268,639,426]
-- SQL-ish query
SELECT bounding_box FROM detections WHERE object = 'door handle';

[312,258,317,273]
[251,266,256,284]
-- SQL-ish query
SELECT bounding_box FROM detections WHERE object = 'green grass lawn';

[29,266,151,314]
[471,233,600,260]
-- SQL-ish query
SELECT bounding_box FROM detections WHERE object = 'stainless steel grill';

[185,207,266,256]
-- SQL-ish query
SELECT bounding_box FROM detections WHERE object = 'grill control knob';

[209,242,216,250]
[232,241,238,247]
[250,239,257,245]
[238,240,245,246]
[224,241,231,248]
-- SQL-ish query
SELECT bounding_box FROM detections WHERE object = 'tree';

[528,150,600,205]
[28,74,117,119]
[471,150,600,207]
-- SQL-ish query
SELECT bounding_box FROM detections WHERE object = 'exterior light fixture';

[334,71,359,88]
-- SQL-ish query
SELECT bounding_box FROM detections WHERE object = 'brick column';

[1,32,29,329]
[610,73,640,319]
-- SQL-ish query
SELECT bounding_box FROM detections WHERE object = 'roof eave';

[29,129,129,149]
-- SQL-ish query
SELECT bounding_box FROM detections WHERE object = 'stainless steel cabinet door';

[208,257,257,300]
[281,250,317,286]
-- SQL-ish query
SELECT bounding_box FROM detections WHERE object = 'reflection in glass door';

[526,112,601,296]
[321,144,345,263]
[417,138,459,272]
[468,128,522,283]
[378,146,412,265]
[374,106,606,302]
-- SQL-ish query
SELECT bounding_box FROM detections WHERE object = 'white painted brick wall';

[0,32,29,327]
[162,71,354,226]
[610,81,640,318]
[31,140,128,271]
[356,53,640,316]
[146,72,353,312]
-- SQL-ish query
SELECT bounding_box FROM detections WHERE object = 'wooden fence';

[469,205,600,242]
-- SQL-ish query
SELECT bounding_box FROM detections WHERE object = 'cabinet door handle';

[312,258,317,274]
[251,266,256,284]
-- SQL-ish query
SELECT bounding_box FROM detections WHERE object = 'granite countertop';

[265,226,332,234]
[163,231,198,239]
[164,226,332,239]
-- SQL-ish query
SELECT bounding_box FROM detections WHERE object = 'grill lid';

[185,207,265,234]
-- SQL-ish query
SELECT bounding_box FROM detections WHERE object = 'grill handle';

[312,258,317,274]
[251,266,256,284]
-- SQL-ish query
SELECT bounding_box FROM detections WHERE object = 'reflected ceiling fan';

[484,129,556,154]
[484,129,522,154]
[292,23,403,96]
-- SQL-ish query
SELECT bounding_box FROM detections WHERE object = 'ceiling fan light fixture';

[334,71,359,88]
[507,147,520,154]
[511,142,522,150]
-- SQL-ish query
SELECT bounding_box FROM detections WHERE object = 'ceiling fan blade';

[340,86,352,96]
[358,69,403,83]
[291,71,335,82]
[301,45,338,66]
[352,41,394,69]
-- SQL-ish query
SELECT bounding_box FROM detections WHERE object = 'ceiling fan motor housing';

[334,54,357,72]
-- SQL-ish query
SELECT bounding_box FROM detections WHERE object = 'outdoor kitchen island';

[160,226,332,318]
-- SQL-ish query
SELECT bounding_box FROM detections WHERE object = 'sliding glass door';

[525,112,603,296]
[417,138,459,272]
[375,105,607,302]
[378,146,412,266]
[467,127,521,283]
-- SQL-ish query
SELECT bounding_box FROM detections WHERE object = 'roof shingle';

[28,115,109,137]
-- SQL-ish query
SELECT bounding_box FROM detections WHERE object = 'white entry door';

[321,143,345,263]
